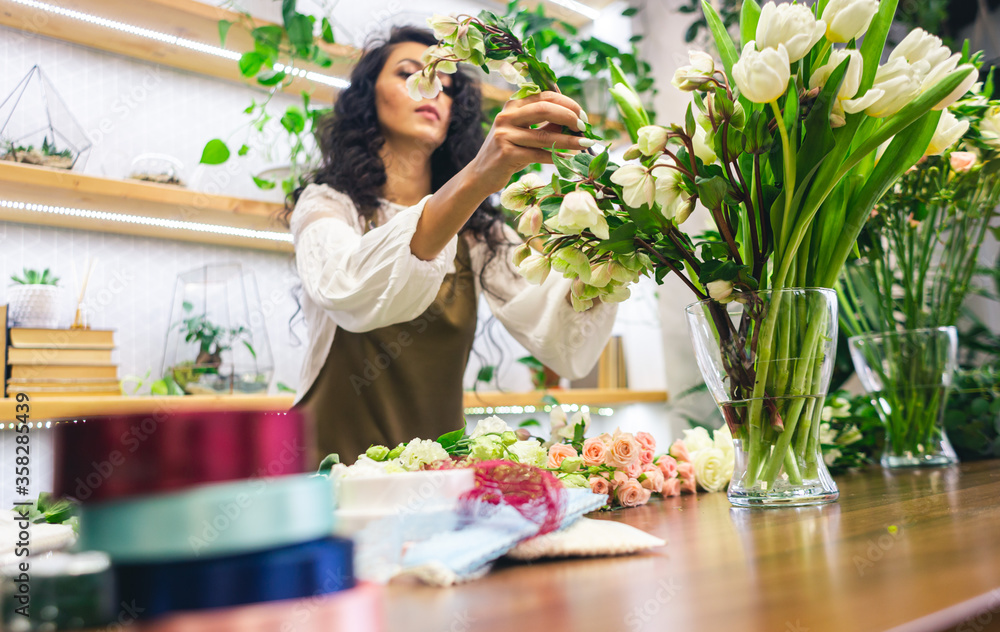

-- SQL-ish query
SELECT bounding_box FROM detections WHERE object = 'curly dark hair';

[284,25,509,271]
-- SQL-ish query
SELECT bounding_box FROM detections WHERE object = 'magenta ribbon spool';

[53,409,306,503]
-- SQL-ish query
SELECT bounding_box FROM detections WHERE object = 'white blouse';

[290,183,618,403]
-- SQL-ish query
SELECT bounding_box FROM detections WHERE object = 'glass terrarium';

[0,65,91,170]
[161,264,274,395]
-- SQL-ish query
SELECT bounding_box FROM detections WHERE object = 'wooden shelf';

[0,0,511,107]
[0,389,666,423]
[0,394,296,424]
[463,388,668,408]
[0,161,292,252]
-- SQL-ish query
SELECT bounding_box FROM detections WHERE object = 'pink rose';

[616,479,647,507]
[589,476,610,496]
[639,448,655,465]
[669,439,691,463]
[625,460,643,479]
[950,151,977,173]
[636,431,656,452]
[547,444,578,469]
[677,461,697,494]
[656,455,678,480]
[611,470,629,488]
[581,437,609,467]
[640,467,664,493]
[598,432,613,446]
[661,477,681,497]
[608,432,641,468]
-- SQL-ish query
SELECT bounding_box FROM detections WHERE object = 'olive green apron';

[297,237,477,465]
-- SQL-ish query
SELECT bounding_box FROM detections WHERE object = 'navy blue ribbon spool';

[113,537,354,619]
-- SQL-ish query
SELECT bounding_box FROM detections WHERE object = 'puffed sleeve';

[469,224,618,380]
[290,184,457,333]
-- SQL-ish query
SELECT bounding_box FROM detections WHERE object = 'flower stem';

[769,99,796,252]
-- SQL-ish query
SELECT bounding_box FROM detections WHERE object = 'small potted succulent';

[8,268,68,328]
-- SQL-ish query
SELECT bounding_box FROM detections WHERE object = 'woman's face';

[375,41,453,152]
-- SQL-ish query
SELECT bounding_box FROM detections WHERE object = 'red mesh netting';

[459,460,565,536]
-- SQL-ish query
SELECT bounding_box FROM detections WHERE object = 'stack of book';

[597,336,629,389]
[4,322,120,398]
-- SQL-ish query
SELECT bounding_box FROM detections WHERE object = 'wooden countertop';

[385,462,1000,632]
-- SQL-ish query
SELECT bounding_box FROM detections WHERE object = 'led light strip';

[5,0,350,89]
[0,199,293,243]
[546,0,601,21]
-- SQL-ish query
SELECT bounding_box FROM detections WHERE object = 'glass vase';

[848,327,959,468]
[686,288,840,507]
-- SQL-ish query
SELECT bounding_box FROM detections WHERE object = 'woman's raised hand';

[468,92,593,194]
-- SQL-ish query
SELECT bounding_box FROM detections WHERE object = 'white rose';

[516,254,551,285]
[508,440,548,467]
[470,415,511,439]
[733,42,791,104]
[546,191,609,239]
[693,447,734,493]
[500,173,546,211]
[682,426,715,455]
[610,164,655,208]
[755,2,826,62]
[824,448,842,467]
[821,0,878,43]
[713,424,734,461]
[672,50,716,91]
[924,110,969,156]
[637,125,669,156]
[398,439,449,471]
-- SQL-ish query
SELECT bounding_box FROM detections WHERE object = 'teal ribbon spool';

[79,474,334,563]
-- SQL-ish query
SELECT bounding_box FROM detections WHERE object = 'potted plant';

[8,268,67,328]
[168,302,266,395]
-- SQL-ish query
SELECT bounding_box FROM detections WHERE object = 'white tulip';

[810,49,864,123]
[821,0,878,43]
[732,42,791,104]
[980,107,1000,149]
[889,28,951,68]
[406,70,443,101]
[756,1,826,62]
[610,164,655,208]
[546,190,609,240]
[842,58,922,118]
[517,254,551,285]
[924,110,969,156]
[887,29,977,111]
[637,125,669,156]
[672,50,716,91]
[500,173,546,211]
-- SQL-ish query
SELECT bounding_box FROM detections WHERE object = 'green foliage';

[820,391,882,474]
[13,493,79,533]
[10,267,59,286]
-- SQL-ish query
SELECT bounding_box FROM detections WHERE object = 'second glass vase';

[848,326,959,468]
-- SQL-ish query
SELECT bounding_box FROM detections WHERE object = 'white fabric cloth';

[290,183,617,403]
[505,517,666,560]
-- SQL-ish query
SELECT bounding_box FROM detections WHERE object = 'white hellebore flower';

[427,15,460,41]
[637,125,669,156]
[821,0,878,43]
[692,124,717,164]
[516,204,543,237]
[517,254,551,285]
[732,42,791,104]
[672,50,716,91]
[610,164,655,208]
[980,106,1000,149]
[547,190,609,240]
[651,162,682,212]
[924,109,969,156]
[486,58,527,85]
[501,173,546,211]
[706,279,735,302]
[551,247,592,282]
[406,70,443,101]
[452,24,486,62]
[421,46,457,74]
[755,1,826,62]
[809,49,864,123]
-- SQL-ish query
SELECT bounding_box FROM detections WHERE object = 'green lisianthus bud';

[386,443,406,460]
[366,445,390,461]
[500,431,518,446]
[559,456,583,473]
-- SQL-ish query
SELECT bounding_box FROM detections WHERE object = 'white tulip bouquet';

[411,2,977,495]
